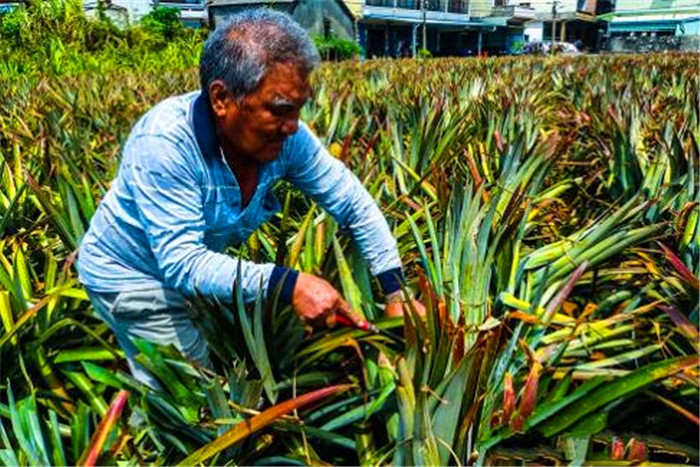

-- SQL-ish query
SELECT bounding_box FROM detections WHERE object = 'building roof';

[604,10,699,33]
[599,7,700,21]
[0,0,18,10]
[362,6,481,26]
[610,12,699,21]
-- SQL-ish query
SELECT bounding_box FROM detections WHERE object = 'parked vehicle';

[522,41,582,55]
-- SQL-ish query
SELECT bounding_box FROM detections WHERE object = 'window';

[323,18,331,39]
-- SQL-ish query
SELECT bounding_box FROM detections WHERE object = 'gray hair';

[199,9,321,97]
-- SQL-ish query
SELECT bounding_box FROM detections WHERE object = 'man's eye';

[271,105,296,117]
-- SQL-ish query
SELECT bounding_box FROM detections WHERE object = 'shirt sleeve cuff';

[267,266,299,305]
[376,267,405,295]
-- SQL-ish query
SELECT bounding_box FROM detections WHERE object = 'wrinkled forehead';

[256,62,313,104]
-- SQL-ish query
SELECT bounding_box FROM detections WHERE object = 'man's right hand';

[292,272,356,328]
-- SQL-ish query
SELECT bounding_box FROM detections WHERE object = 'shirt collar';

[192,91,219,161]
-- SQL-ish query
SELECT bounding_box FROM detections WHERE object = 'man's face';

[211,61,312,164]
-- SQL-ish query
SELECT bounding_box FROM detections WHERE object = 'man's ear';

[208,80,234,117]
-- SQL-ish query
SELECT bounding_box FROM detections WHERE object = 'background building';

[208,0,356,39]
[358,0,539,57]
[91,0,151,20]
[5,0,690,54]
[600,0,699,52]
[517,0,612,51]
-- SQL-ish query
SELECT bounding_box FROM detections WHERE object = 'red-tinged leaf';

[340,130,353,163]
[463,147,484,190]
[401,195,422,212]
[543,262,588,325]
[493,130,504,153]
[360,132,380,164]
[507,311,540,324]
[659,243,699,292]
[502,373,516,426]
[453,320,465,364]
[490,410,502,428]
[657,304,699,347]
[79,390,130,467]
[518,360,542,419]
[610,437,624,460]
[438,300,448,327]
[626,438,645,461]
[510,413,524,432]
[177,384,352,466]
[417,269,438,313]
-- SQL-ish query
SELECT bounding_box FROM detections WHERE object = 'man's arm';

[125,134,289,303]
[283,123,404,296]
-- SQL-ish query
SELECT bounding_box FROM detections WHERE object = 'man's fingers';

[384,302,404,318]
[325,309,337,328]
[335,299,364,327]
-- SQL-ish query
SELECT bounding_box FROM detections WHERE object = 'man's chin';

[260,144,283,161]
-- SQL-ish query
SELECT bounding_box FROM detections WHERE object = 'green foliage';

[141,6,183,40]
[0,6,27,44]
[511,40,525,53]
[0,0,87,48]
[313,34,362,61]
[417,47,432,58]
[0,0,204,77]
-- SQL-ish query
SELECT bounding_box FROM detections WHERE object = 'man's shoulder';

[131,91,200,144]
[121,92,204,175]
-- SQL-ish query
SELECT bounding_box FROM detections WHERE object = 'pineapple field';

[0,4,699,466]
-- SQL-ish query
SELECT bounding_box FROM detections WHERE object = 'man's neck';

[219,139,259,207]
[219,133,257,169]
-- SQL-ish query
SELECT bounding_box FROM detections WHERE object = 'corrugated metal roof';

[600,6,700,21]
[609,22,677,31]
[608,12,699,32]
[610,12,699,22]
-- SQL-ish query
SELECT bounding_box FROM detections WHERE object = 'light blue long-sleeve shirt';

[77,91,403,303]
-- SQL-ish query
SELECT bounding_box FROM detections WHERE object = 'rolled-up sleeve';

[125,135,275,303]
[284,123,403,292]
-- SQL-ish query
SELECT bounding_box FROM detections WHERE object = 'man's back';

[78,92,198,293]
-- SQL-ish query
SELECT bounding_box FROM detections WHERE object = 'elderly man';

[78,9,414,387]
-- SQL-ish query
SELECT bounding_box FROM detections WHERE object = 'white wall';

[112,0,152,21]
[524,21,543,42]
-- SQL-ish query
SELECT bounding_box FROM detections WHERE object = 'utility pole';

[422,0,428,51]
[551,0,558,56]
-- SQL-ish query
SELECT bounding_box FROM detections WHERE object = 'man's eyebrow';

[270,93,311,108]
[270,96,297,107]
